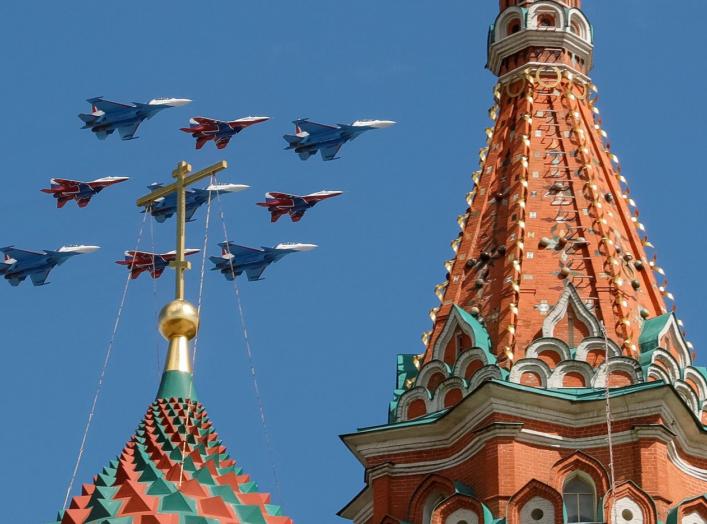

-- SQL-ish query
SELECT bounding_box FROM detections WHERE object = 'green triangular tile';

[232,504,267,524]
[146,478,175,496]
[209,485,238,504]
[159,491,196,513]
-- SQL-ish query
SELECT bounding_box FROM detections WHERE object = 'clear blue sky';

[1,1,704,522]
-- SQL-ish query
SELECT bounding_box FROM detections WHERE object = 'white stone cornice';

[341,382,707,475]
[487,29,593,76]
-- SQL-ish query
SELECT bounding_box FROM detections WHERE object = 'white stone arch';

[646,364,672,384]
[675,380,701,415]
[542,284,602,338]
[575,336,622,363]
[655,315,692,368]
[468,364,503,392]
[415,359,451,390]
[548,360,594,389]
[592,357,642,388]
[509,358,552,388]
[396,386,432,421]
[495,6,525,42]
[452,347,490,380]
[519,496,555,524]
[684,367,707,401]
[651,349,681,383]
[567,8,591,42]
[445,508,479,524]
[527,1,565,30]
[525,337,571,363]
[614,497,644,524]
[431,308,481,363]
[683,511,707,524]
[433,377,467,411]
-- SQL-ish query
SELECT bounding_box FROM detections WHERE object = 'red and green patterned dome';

[57,380,292,524]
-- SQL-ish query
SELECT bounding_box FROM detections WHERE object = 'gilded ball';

[158,299,199,340]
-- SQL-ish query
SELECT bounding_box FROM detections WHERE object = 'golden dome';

[158,299,199,340]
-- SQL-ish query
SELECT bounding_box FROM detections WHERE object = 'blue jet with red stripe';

[283,118,395,161]
[0,245,99,286]
[142,182,249,223]
[210,242,317,281]
[79,97,191,140]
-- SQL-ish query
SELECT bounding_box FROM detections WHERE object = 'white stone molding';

[431,309,478,362]
[509,358,552,387]
[591,357,643,388]
[467,364,503,392]
[675,380,700,416]
[655,314,692,368]
[525,337,571,362]
[614,497,644,524]
[683,511,705,524]
[683,367,707,401]
[527,1,566,30]
[452,347,491,379]
[495,5,525,42]
[567,8,591,42]
[650,349,681,383]
[519,496,555,524]
[396,386,432,421]
[433,377,467,412]
[542,284,602,338]
[575,336,622,362]
[646,364,672,385]
[548,360,594,388]
[415,359,451,390]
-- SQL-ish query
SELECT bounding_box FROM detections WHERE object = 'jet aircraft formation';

[5,94,395,286]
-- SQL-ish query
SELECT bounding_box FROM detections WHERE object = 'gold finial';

[137,160,228,373]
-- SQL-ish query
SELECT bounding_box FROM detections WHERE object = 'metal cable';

[214,190,282,502]
[62,211,148,510]
[601,321,618,523]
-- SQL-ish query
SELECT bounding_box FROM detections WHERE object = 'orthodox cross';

[136,160,228,300]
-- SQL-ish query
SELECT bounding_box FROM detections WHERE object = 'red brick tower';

[340,2,707,523]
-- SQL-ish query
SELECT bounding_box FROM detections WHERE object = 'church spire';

[427,1,669,366]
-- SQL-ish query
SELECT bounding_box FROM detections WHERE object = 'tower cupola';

[488,0,593,78]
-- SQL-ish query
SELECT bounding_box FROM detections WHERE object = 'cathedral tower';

[340,2,707,523]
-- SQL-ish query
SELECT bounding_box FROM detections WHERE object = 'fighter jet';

[283,118,395,161]
[180,116,270,150]
[256,190,343,222]
[79,97,191,140]
[41,177,129,208]
[142,182,249,223]
[210,242,317,281]
[0,245,99,286]
[115,249,199,280]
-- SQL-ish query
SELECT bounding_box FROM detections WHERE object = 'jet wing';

[30,268,52,286]
[90,98,133,113]
[1,247,46,262]
[51,178,81,188]
[245,265,267,281]
[184,205,199,222]
[320,143,343,161]
[270,209,288,223]
[118,120,141,140]
[296,120,338,134]
[222,244,263,258]
[215,136,231,150]
[192,117,220,126]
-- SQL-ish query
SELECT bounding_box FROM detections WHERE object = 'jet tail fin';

[78,113,98,124]
[283,134,300,146]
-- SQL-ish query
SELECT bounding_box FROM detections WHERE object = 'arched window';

[563,475,597,523]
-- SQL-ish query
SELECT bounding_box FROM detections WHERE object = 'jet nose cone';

[169,98,192,107]
[61,245,101,254]
[275,243,318,252]
[371,120,396,128]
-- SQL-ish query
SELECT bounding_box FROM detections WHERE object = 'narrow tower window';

[563,475,597,523]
